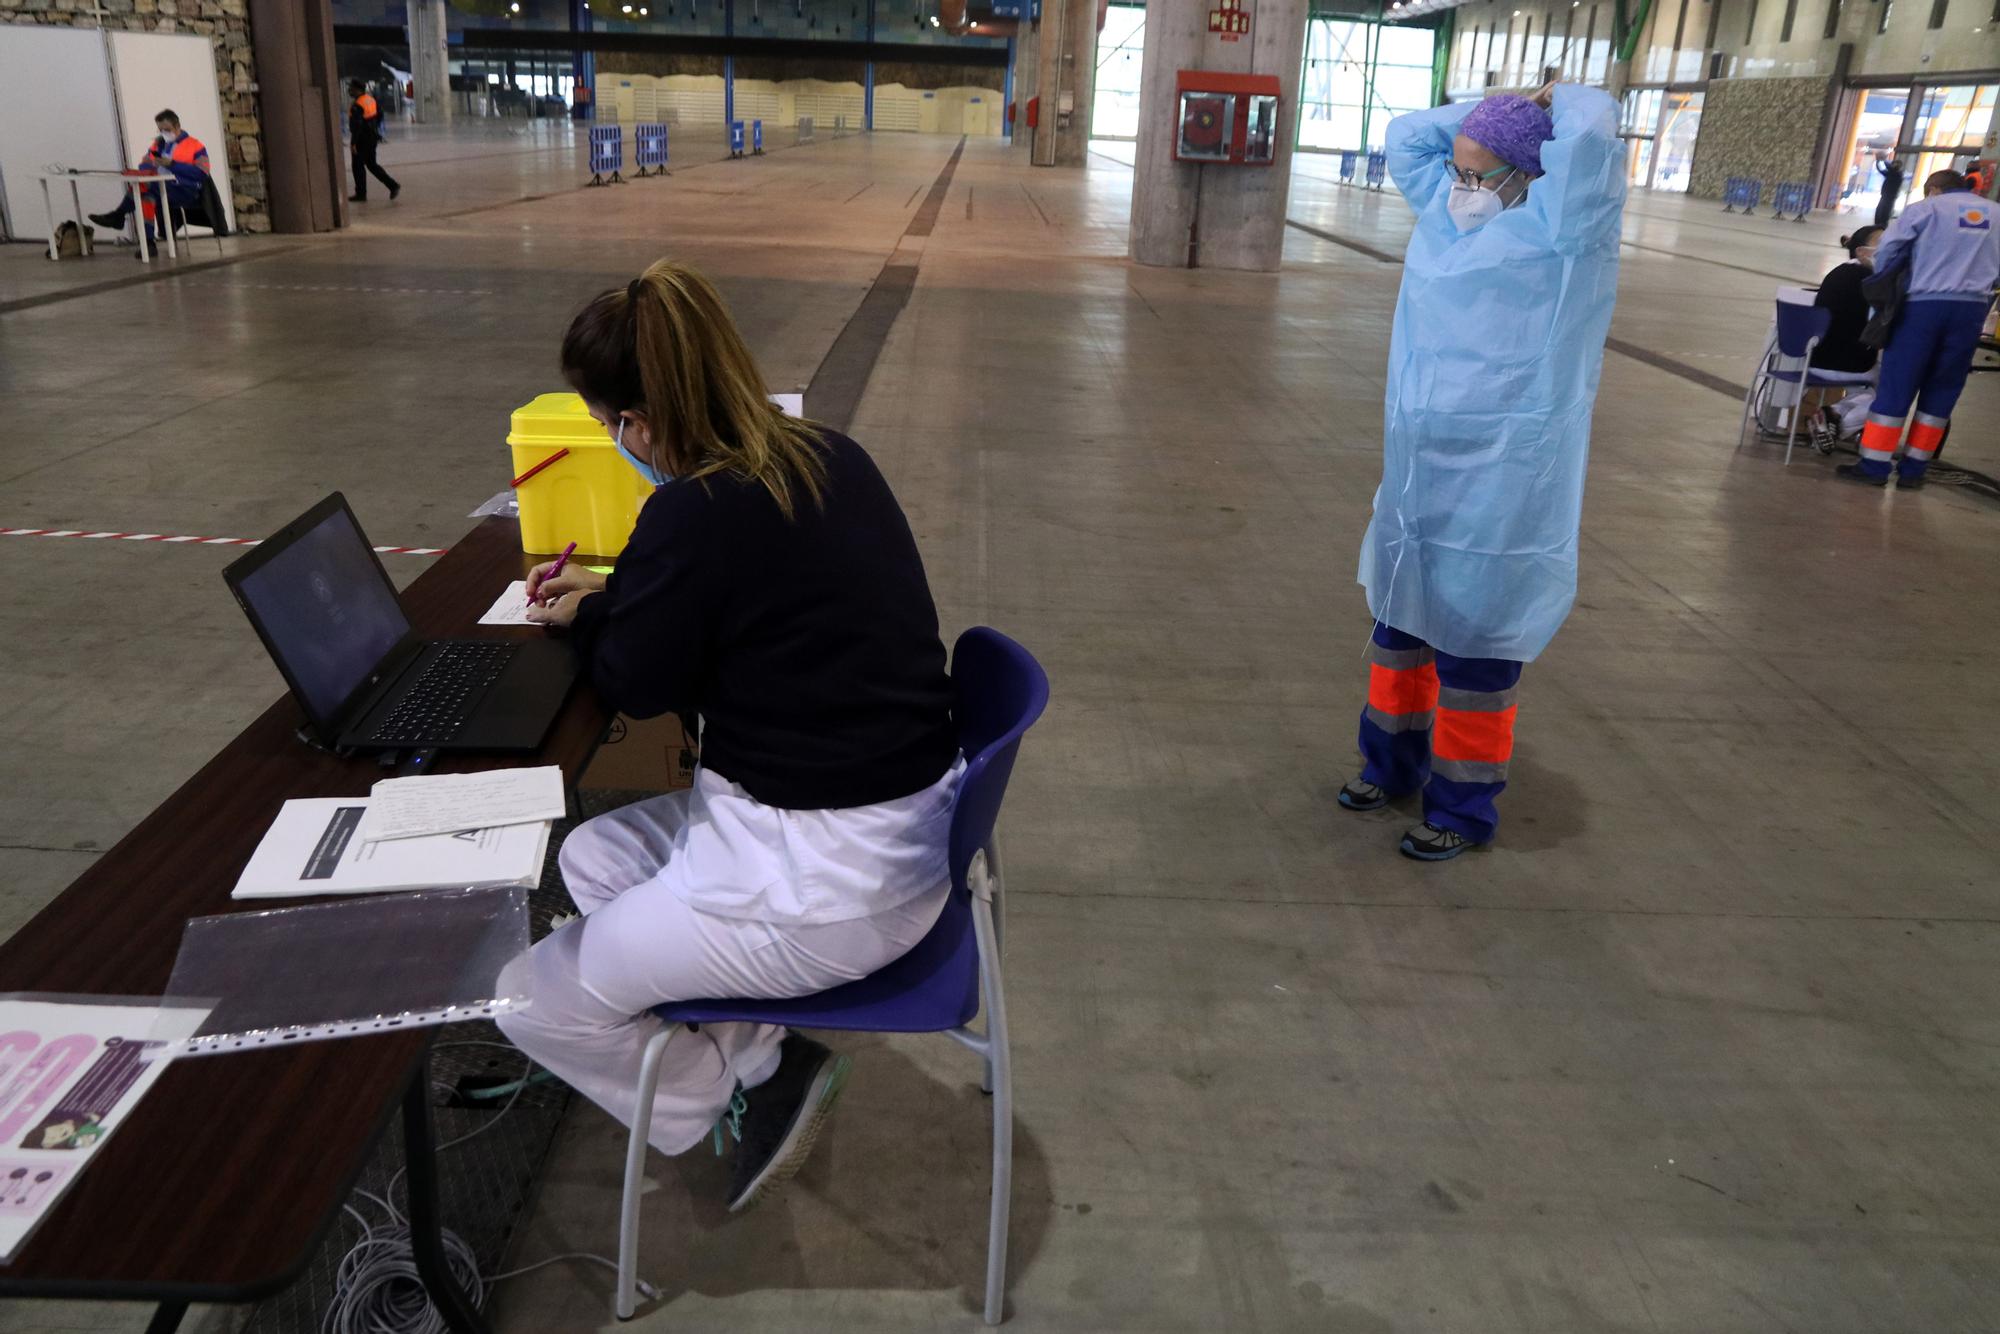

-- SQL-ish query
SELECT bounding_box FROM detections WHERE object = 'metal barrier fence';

[587,124,625,186]
[633,122,669,176]
[729,120,746,158]
[1722,175,1761,213]
[752,119,764,155]
[1771,180,1812,221]
[1339,150,1356,182]
[797,115,816,144]
[1365,150,1387,189]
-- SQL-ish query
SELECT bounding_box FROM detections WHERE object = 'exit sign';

[1209,0,1249,39]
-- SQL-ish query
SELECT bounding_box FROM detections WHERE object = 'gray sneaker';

[1338,778,1389,811]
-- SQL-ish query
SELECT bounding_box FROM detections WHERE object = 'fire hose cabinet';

[1174,70,1282,166]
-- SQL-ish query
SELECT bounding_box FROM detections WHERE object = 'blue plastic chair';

[1739,299,1860,465]
[614,627,1050,1324]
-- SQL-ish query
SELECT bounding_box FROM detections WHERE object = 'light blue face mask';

[614,416,666,488]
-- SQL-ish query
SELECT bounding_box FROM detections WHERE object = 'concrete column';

[249,0,346,232]
[1128,0,1307,269]
[405,0,451,124]
[1031,0,1097,165]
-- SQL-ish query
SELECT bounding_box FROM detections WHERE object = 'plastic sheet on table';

[155,886,531,1056]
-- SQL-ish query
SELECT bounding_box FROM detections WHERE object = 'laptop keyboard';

[364,642,515,744]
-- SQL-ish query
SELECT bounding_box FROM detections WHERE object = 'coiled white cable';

[322,1054,657,1332]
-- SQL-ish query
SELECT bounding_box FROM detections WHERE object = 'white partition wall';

[0,24,126,239]
[107,30,234,231]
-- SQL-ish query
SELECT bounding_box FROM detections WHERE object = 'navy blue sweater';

[568,430,957,810]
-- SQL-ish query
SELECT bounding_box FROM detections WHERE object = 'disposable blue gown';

[1357,85,1625,663]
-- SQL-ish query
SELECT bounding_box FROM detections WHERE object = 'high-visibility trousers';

[1357,622,1523,844]
[1856,298,1989,480]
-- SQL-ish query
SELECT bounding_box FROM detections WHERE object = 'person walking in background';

[1336,82,1625,861]
[88,108,210,255]
[347,79,400,204]
[1875,152,1905,230]
[1837,170,2000,489]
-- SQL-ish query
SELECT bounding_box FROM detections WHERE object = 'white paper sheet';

[0,997,210,1261]
[233,797,551,898]
[361,766,567,842]
[478,580,537,625]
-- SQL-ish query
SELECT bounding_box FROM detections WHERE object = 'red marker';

[511,447,570,489]
[529,541,578,606]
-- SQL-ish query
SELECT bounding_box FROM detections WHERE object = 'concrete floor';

[3,119,2000,1334]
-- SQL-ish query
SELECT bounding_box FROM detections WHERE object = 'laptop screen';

[234,503,412,725]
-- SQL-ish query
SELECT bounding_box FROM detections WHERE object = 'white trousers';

[1830,384,1876,436]
[496,790,950,1154]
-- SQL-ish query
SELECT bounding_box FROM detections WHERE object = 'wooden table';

[0,517,612,1333]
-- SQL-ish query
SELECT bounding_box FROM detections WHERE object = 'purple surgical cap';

[1461,93,1555,178]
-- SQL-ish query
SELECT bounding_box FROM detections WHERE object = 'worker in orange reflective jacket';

[347,79,402,204]
[89,108,210,254]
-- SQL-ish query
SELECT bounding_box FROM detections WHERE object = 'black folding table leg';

[143,1302,187,1334]
[402,1071,492,1334]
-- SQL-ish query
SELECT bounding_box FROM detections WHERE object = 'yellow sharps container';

[507,392,656,556]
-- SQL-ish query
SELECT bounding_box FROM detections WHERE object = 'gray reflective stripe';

[1437,685,1518,713]
[1431,757,1509,784]
[1368,643,1434,671]
[1858,445,1898,461]
[1864,412,1905,429]
[1364,703,1434,734]
[1905,443,1938,459]
[1914,411,1950,429]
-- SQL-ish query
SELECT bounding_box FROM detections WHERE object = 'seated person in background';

[497,260,963,1209]
[1811,225,1884,443]
[89,109,210,250]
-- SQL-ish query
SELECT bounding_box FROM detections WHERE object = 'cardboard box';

[582,713,698,792]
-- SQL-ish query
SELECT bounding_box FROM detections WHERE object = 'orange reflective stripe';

[170,136,205,165]
[1367,662,1438,716]
[1908,421,1946,453]
[1859,420,1902,452]
[1433,704,1516,763]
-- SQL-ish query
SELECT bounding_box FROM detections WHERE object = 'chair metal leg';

[616,1025,674,1321]
[970,896,1012,1325]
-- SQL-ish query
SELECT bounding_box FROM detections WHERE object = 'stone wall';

[1,0,270,231]
[1685,74,1830,204]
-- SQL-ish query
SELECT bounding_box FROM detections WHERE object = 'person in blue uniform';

[88,109,210,251]
[1836,170,2000,489]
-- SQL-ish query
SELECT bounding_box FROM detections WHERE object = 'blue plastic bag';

[1357,85,1625,663]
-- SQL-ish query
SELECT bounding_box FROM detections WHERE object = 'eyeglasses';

[1452,164,1515,190]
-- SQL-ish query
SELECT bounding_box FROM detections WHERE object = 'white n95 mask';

[1446,182,1506,233]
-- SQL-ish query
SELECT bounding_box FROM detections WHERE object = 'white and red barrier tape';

[0,527,446,557]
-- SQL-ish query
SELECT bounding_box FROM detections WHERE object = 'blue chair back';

[947,627,1050,893]
[655,627,1048,1033]
[1774,300,1831,359]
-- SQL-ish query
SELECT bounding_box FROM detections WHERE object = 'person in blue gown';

[1338,82,1626,862]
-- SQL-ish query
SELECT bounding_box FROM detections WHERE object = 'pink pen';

[530,541,578,606]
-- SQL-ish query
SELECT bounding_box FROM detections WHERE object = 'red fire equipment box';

[1173,70,1281,166]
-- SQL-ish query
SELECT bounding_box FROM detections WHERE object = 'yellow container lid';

[507,392,615,446]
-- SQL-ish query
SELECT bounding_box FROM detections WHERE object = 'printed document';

[0,997,210,1261]
[360,766,565,842]
[233,798,549,899]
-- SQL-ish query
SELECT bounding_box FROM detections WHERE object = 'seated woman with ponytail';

[499,260,961,1210]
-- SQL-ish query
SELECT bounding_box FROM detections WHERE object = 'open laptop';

[224,493,577,753]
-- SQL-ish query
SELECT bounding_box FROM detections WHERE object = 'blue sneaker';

[1399,823,1473,861]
